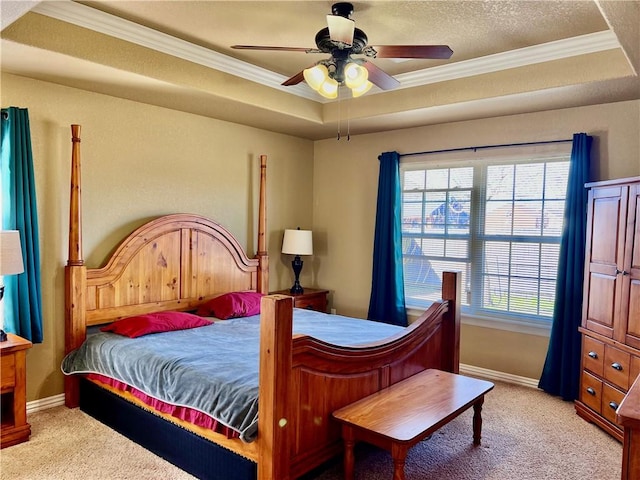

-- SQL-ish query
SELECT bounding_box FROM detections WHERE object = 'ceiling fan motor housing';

[315,27,368,54]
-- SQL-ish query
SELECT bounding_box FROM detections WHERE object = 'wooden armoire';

[576,176,640,441]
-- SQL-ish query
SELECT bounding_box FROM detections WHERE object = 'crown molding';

[32,1,622,102]
[395,30,620,88]
[32,0,318,100]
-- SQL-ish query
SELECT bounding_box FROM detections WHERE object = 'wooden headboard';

[64,124,269,405]
[82,214,264,325]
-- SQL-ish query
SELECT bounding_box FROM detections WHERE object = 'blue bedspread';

[61,309,402,442]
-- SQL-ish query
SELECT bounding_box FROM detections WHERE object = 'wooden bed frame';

[63,124,461,480]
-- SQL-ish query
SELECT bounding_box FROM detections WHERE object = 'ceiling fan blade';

[281,70,306,87]
[373,45,453,59]
[231,45,312,52]
[326,14,355,45]
[362,61,400,91]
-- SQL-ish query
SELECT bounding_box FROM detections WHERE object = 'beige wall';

[1,73,315,401]
[313,100,640,380]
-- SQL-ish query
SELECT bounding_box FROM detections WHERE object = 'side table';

[1,333,32,448]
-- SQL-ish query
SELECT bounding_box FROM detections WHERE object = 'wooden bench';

[332,369,494,480]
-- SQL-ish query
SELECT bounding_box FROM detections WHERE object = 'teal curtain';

[367,151,407,326]
[1,107,43,343]
[538,133,592,400]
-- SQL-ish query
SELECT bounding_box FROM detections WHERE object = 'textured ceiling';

[1,1,639,140]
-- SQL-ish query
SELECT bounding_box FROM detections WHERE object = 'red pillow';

[100,311,212,338]
[196,291,264,319]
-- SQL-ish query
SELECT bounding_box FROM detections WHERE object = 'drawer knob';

[586,387,596,396]
[611,362,623,371]
[588,351,598,359]
[609,401,619,410]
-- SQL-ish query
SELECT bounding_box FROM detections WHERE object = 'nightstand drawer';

[294,293,327,312]
[0,355,15,390]
[270,288,329,313]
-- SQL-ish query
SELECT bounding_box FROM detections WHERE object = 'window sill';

[406,306,551,337]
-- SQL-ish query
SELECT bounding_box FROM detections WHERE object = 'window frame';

[400,145,572,335]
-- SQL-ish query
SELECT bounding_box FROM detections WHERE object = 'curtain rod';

[399,138,573,158]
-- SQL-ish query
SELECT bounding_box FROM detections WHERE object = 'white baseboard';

[460,363,540,389]
[27,393,65,414]
[26,365,538,414]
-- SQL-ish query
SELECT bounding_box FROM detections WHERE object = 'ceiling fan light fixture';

[318,77,339,99]
[344,62,368,89]
[303,64,329,91]
[351,80,373,98]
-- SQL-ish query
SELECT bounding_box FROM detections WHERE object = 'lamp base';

[290,256,305,295]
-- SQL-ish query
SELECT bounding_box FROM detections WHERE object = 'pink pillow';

[196,291,264,319]
[100,311,212,338]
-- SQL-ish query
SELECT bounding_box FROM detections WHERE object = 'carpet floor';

[0,380,622,479]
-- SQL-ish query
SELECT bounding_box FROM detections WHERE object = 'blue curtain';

[1,107,43,343]
[538,133,592,400]
[367,151,407,326]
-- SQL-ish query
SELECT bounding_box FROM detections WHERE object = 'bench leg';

[342,426,356,480]
[391,443,409,480]
[472,396,485,446]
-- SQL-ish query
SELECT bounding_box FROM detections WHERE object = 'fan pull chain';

[335,87,352,141]
[346,98,350,141]
[337,88,342,140]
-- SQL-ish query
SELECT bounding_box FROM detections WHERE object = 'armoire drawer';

[604,345,631,390]
[580,370,603,414]
[601,383,625,426]
[582,336,605,376]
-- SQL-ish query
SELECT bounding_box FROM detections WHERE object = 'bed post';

[64,124,87,408]
[257,294,293,480]
[256,154,269,294]
[441,271,461,373]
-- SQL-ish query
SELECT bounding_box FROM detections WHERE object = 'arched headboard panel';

[84,214,261,326]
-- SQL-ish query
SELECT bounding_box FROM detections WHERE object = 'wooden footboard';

[258,271,461,480]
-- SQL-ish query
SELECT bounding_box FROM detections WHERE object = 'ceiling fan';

[231,2,453,99]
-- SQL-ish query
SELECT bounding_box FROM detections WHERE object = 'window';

[401,150,570,325]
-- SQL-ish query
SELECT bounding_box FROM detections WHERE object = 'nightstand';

[271,288,329,313]
[1,333,32,448]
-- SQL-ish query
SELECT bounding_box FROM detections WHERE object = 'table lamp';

[0,230,25,341]
[281,228,313,294]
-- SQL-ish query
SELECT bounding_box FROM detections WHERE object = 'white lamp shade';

[282,229,313,256]
[0,230,25,276]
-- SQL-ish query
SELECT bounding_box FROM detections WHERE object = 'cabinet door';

[620,184,640,348]
[583,185,629,338]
